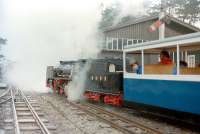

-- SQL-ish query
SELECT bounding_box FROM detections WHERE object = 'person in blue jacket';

[129,60,142,74]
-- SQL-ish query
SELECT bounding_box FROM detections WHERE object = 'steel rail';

[0,88,12,104]
[18,89,51,134]
[11,89,21,134]
[84,103,163,134]
[0,88,10,98]
[68,101,162,134]
[0,97,12,104]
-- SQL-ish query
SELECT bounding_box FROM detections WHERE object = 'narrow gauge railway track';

[10,89,56,134]
[0,88,12,104]
[67,101,163,134]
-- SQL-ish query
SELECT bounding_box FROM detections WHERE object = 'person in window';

[129,60,142,74]
[159,50,173,65]
[180,61,188,67]
[172,60,188,75]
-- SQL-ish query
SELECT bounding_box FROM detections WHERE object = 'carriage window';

[125,42,200,76]
[109,64,116,72]
[125,51,142,74]
[143,46,177,75]
[125,46,178,75]
[179,45,200,75]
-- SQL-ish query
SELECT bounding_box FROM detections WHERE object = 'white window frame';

[112,38,118,50]
[188,55,196,68]
[127,39,133,46]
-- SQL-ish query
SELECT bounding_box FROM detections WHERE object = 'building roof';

[103,14,200,32]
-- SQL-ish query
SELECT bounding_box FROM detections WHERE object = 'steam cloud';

[0,0,149,100]
[65,62,91,101]
[1,0,101,92]
[112,0,147,25]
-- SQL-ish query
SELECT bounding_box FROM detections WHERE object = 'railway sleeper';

[16,107,41,111]
[18,118,49,123]
[17,112,44,116]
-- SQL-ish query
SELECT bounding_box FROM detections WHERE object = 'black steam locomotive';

[46,59,87,95]
[84,58,123,106]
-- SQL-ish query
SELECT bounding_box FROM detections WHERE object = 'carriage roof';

[124,32,200,52]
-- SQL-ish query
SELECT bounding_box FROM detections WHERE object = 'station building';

[98,14,200,60]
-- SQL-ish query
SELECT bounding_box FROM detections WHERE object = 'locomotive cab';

[85,58,123,106]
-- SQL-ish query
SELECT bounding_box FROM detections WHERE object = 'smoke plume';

[65,61,91,101]
[1,0,101,92]
[112,0,147,25]
[0,0,150,100]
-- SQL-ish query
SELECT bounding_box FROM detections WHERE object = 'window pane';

[126,52,142,74]
[128,40,132,45]
[133,40,137,44]
[113,39,117,50]
[118,39,122,50]
[179,46,200,75]
[143,46,176,75]
[123,39,127,48]
[108,42,112,49]
[138,40,142,43]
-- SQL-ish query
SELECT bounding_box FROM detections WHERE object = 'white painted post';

[123,51,126,73]
[122,38,124,50]
[117,38,119,50]
[141,50,144,74]
[112,38,113,50]
[159,12,165,40]
[159,0,165,40]
[177,44,180,75]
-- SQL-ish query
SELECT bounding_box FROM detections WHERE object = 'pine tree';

[147,0,200,24]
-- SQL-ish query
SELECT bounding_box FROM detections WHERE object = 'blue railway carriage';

[123,32,200,115]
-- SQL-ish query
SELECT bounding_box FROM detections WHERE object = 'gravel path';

[35,93,122,134]
[94,103,199,134]
[34,92,200,134]
[0,89,14,134]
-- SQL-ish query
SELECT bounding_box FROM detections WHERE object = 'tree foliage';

[99,3,121,29]
[147,0,200,24]
[99,0,200,29]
